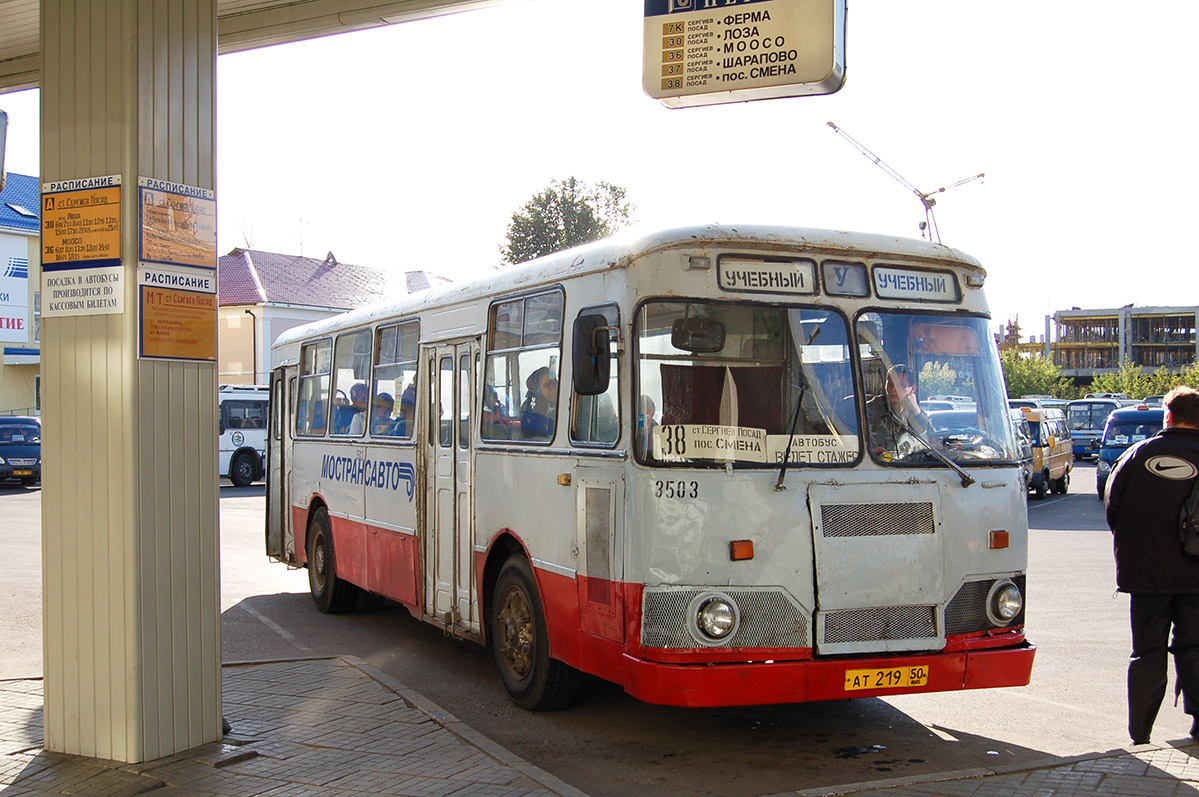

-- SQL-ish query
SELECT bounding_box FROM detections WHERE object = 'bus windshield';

[856,311,1016,465]
[636,301,859,467]
[635,303,1016,467]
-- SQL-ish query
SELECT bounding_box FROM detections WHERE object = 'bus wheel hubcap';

[498,587,533,679]
[313,541,326,588]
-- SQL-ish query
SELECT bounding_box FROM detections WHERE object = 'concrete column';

[40,0,220,762]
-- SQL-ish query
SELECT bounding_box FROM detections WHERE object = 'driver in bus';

[866,364,935,458]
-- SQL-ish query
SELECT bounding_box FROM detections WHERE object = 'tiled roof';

[0,172,39,233]
[218,248,402,310]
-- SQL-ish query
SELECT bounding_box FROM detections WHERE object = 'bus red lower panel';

[619,644,1035,708]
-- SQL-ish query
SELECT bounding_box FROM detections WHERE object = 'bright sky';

[2,0,1196,338]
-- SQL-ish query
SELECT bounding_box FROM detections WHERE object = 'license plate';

[844,665,929,691]
[12,470,32,477]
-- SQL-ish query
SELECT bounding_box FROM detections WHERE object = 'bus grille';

[820,502,936,537]
[641,588,810,649]
[822,605,937,644]
[944,575,1027,635]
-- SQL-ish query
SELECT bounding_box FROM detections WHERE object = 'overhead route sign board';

[41,175,124,317]
[138,177,217,269]
[643,0,846,108]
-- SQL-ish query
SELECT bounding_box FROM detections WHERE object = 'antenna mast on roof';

[827,121,984,244]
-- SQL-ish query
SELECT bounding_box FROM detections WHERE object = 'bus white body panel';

[267,224,1034,709]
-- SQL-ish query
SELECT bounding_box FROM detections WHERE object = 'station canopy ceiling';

[0,0,501,92]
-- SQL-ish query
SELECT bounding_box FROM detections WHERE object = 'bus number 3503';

[654,480,698,499]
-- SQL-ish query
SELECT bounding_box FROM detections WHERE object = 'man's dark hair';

[1164,385,1199,428]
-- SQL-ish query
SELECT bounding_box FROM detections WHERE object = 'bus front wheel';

[307,506,358,613]
[490,555,581,711]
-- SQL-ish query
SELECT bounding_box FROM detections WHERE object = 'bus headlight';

[986,580,1023,626]
[688,592,739,644]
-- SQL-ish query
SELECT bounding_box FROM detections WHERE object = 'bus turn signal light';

[989,530,1009,549]
[730,540,754,561]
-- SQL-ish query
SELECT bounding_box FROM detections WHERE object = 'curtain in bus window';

[659,365,782,431]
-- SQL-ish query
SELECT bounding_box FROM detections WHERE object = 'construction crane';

[827,121,984,244]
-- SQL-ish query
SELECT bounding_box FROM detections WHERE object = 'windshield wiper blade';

[891,411,975,488]
[774,326,821,492]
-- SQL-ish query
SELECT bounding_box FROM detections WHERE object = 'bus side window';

[371,320,419,439]
[297,340,332,436]
[330,329,373,436]
[482,290,564,444]
[570,305,620,446]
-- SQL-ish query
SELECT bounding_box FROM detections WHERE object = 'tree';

[500,177,633,265]
[1000,350,1074,399]
[1089,360,1199,397]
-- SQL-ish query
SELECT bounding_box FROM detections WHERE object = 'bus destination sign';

[643,0,846,109]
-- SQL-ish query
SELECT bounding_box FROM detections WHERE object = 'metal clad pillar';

[41,0,220,762]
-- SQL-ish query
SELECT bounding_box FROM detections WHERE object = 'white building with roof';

[217,247,450,385]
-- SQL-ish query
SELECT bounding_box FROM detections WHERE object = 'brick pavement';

[0,657,585,796]
[4,657,1199,796]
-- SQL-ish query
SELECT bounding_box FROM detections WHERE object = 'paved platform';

[2,657,1199,796]
[0,657,585,796]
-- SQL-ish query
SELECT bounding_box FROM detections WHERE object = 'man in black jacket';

[1105,385,1199,745]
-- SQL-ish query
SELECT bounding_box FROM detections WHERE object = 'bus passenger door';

[266,368,291,561]
[423,340,479,634]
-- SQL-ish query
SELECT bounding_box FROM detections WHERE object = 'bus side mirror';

[572,314,611,396]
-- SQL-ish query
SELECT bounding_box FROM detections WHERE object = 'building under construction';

[1051,305,1198,379]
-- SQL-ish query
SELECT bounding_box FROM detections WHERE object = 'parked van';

[1019,406,1073,499]
[1095,404,1165,497]
[0,416,41,485]
[1010,409,1034,492]
[219,385,269,486]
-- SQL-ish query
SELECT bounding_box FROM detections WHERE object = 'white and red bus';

[266,224,1034,710]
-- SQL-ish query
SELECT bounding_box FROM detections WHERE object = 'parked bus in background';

[266,224,1034,710]
[219,384,269,486]
[1066,396,1126,460]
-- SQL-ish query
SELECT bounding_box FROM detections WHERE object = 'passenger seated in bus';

[342,383,370,434]
[865,364,934,456]
[370,393,396,436]
[520,367,557,440]
[390,383,416,437]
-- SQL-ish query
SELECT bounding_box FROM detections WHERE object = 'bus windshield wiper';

[891,411,975,488]
[774,326,820,492]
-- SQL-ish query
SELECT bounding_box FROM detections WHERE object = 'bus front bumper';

[620,642,1036,707]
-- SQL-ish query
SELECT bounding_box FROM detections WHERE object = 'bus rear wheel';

[230,451,257,487]
[490,555,581,711]
[307,506,358,613]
